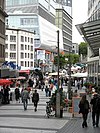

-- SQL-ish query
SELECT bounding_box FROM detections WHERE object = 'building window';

[21,52,24,59]
[25,37,27,42]
[31,53,33,59]
[28,61,29,67]
[21,36,24,42]
[20,18,38,26]
[28,53,29,58]
[10,35,16,42]
[28,37,30,42]
[31,46,33,51]
[25,53,27,58]
[31,38,33,44]
[10,44,16,51]
[28,45,30,50]
[5,44,8,49]
[10,53,16,59]
[21,61,24,66]
[25,61,27,67]
[21,44,24,50]
[25,45,27,50]
[31,61,33,67]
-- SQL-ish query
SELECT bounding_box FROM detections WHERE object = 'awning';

[0,79,13,86]
[19,70,30,74]
[76,19,100,56]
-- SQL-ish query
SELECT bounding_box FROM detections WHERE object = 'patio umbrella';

[0,79,13,86]
[49,72,65,76]
[71,72,87,78]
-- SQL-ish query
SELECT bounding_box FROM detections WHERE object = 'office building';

[0,0,8,66]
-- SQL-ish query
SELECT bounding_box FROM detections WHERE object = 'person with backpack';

[90,93,100,127]
[79,95,90,128]
[32,89,39,112]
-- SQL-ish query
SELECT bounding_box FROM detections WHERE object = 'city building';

[0,0,8,66]
[5,28,34,70]
[72,43,79,54]
[5,0,73,71]
[5,0,64,72]
[76,0,100,86]
[56,0,72,53]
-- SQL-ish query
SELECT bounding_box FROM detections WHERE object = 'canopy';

[9,76,26,80]
[71,72,88,78]
[0,79,13,86]
[49,72,65,76]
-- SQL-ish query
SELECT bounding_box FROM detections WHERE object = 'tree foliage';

[53,53,79,68]
[53,54,67,69]
[65,53,79,65]
[79,42,88,56]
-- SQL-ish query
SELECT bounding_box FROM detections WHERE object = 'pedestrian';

[32,89,39,112]
[21,88,29,111]
[79,95,90,128]
[15,87,20,103]
[90,93,100,127]
[45,85,49,97]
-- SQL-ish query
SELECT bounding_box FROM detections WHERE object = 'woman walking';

[79,95,90,128]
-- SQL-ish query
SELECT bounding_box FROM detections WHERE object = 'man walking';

[21,88,29,111]
[32,89,39,112]
[90,93,100,127]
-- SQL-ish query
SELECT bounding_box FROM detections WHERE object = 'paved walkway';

[0,87,100,133]
[0,89,71,133]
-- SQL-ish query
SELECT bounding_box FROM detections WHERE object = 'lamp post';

[68,48,72,99]
[56,30,60,117]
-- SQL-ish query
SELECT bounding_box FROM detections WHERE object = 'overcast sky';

[72,0,88,44]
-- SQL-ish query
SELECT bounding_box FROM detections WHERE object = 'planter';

[68,107,73,113]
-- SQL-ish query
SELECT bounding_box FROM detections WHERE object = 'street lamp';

[55,30,60,117]
[68,48,72,99]
[47,31,61,117]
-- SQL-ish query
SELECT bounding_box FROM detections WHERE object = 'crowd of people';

[0,74,100,128]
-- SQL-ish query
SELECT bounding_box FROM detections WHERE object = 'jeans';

[92,111,100,126]
[23,99,28,110]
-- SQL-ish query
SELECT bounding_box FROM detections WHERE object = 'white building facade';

[5,28,34,70]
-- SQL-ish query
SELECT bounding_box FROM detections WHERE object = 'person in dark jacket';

[15,87,20,103]
[32,89,39,112]
[90,93,100,127]
[79,95,90,128]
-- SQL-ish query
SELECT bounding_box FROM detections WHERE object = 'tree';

[79,42,88,56]
[53,53,79,68]
[53,54,67,69]
[65,53,79,65]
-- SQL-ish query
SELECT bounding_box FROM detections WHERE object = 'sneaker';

[96,125,99,127]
